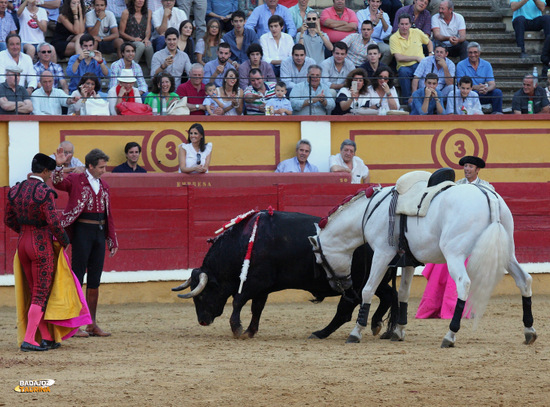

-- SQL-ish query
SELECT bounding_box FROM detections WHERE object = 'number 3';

[454,140,466,158]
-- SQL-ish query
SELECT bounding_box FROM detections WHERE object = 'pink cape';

[415,262,471,319]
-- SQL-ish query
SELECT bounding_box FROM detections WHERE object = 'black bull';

[173,211,397,339]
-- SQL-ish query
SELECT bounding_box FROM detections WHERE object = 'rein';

[313,235,351,293]
[361,188,394,245]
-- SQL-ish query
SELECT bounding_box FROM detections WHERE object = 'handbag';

[82,98,110,115]
[166,97,190,116]
[116,101,153,116]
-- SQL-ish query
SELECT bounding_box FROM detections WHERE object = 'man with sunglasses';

[33,42,69,94]
[296,11,332,64]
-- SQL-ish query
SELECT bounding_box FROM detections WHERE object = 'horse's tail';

[466,196,510,329]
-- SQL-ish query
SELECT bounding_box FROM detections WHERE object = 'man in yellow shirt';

[390,13,433,104]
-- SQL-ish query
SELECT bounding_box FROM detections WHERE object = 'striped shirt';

[244,81,276,115]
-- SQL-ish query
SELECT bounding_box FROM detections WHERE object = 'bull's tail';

[466,196,510,329]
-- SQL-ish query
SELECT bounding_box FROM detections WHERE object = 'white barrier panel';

[8,121,40,187]
[300,121,331,172]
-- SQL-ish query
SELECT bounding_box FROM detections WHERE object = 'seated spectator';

[334,67,371,115]
[445,75,483,115]
[541,35,550,77]
[243,68,276,115]
[202,82,224,115]
[275,139,318,172]
[381,0,403,25]
[393,0,431,36]
[238,43,276,89]
[244,0,297,38]
[259,14,294,78]
[320,0,358,43]
[196,18,221,65]
[359,43,390,79]
[106,0,127,21]
[366,66,400,113]
[511,0,550,58]
[206,0,238,33]
[0,0,17,52]
[178,122,212,174]
[202,42,233,86]
[265,81,292,115]
[151,27,192,87]
[342,20,376,67]
[151,0,187,52]
[280,43,315,92]
[51,0,85,58]
[32,71,73,115]
[67,33,109,93]
[329,139,370,184]
[410,72,444,115]
[144,72,179,112]
[112,141,147,172]
[390,14,432,105]
[221,10,258,66]
[289,0,313,34]
[49,141,85,173]
[290,64,335,115]
[239,0,261,18]
[355,0,392,64]
[296,10,333,65]
[0,64,33,114]
[175,62,207,115]
[412,43,455,101]
[67,72,102,115]
[34,43,69,93]
[456,42,503,114]
[0,34,38,95]
[431,0,468,61]
[17,0,48,62]
[215,68,243,115]
[110,42,148,95]
[107,68,143,115]
[178,0,206,40]
[512,73,550,114]
[119,0,154,69]
[320,41,355,95]
[86,0,124,59]
[177,20,195,63]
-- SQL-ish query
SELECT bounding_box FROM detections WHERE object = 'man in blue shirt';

[112,142,148,173]
[275,139,319,173]
[67,34,109,93]
[244,0,297,38]
[221,10,258,65]
[410,72,444,115]
[206,0,238,32]
[510,0,550,58]
[203,43,233,86]
[456,42,503,113]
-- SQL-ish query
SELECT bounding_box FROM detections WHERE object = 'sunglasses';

[306,17,317,21]
[196,153,201,165]
[40,50,52,53]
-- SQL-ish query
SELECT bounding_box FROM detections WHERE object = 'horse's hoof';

[308,333,321,340]
[441,331,456,348]
[390,325,405,341]
[379,329,393,340]
[232,326,243,339]
[524,327,537,345]
[371,322,382,336]
[346,335,361,344]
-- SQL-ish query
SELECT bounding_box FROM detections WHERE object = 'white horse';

[309,179,537,347]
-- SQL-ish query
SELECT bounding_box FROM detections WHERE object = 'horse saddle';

[395,168,456,217]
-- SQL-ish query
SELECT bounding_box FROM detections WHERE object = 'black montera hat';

[458,156,485,168]
[33,153,56,171]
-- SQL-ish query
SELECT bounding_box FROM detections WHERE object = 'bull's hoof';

[308,332,322,340]
[371,322,382,336]
[242,329,256,339]
[524,327,537,345]
[232,326,243,339]
[441,331,456,348]
[345,335,361,344]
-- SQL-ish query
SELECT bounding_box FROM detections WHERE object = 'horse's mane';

[319,187,376,229]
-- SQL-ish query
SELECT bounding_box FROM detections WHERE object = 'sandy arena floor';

[1,294,549,406]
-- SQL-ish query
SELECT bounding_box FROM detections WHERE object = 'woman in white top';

[335,68,371,115]
[107,68,143,115]
[216,68,243,115]
[68,72,104,115]
[365,66,400,114]
[178,123,213,173]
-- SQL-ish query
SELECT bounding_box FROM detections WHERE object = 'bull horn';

[177,273,208,299]
[171,279,192,292]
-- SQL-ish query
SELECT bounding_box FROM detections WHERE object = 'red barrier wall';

[1,175,549,274]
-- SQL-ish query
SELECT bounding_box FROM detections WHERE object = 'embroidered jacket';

[52,169,118,249]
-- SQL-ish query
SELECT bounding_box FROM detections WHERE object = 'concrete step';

[466,22,507,32]
[471,32,517,43]
[453,1,494,11]
[460,11,503,22]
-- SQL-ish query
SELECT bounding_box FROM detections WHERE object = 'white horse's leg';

[391,266,415,341]
[347,252,394,344]
[441,255,470,348]
[506,255,537,344]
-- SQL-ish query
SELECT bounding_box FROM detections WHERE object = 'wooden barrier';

[1,174,549,274]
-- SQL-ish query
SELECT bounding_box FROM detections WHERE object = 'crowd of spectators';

[1,0,549,116]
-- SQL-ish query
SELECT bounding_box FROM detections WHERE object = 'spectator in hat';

[456,155,493,189]
[107,68,143,114]
[0,64,33,114]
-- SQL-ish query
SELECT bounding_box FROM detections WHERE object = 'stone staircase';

[454,0,545,110]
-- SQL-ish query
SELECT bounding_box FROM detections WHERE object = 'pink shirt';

[320,7,359,43]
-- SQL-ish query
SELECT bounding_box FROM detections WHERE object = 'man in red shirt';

[176,63,207,115]
[320,0,358,43]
